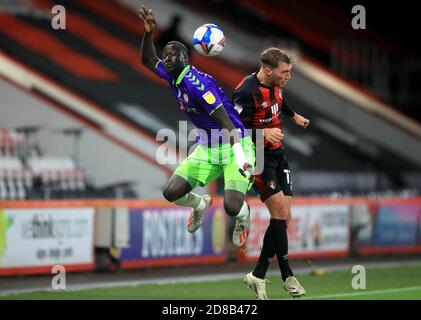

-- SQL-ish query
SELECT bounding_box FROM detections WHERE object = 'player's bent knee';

[271,209,288,220]
[224,201,242,217]
[270,204,288,219]
[162,187,179,203]
[265,198,288,219]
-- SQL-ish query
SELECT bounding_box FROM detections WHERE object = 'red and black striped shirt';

[233,73,295,151]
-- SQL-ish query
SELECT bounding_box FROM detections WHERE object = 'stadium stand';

[0,0,420,196]
[0,126,137,199]
[179,0,421,122]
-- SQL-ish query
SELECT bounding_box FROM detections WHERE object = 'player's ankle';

[236,201,249,220]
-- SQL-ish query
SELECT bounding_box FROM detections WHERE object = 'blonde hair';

[260,47,292,68]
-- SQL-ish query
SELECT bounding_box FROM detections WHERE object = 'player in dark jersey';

[139,6,254,248]
[234,48,310,299]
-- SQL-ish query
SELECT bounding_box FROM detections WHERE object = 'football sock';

[235,201,249,221]
[253,224,275,279]
[270,218,294,281]
[174,192,205,211]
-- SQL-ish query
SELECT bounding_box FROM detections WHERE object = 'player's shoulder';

[178,66,199,88]
[233,73,259,103]
[184,65,220,94]
[234,72,259,93]
[188,65,210,80]
[155,60,173,78]
[183,65,210,84]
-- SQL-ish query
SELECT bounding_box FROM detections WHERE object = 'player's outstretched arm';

[282,99,309,128]
[292,113,310,129]
[211,106,241,144]
[139,6,159,72]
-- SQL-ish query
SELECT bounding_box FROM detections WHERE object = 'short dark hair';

[165,41,188,59]
[260,48,292,69]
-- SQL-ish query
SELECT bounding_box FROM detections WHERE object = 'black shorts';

[253,148,293,202]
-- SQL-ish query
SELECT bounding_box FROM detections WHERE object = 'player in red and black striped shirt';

[234,48,309,299]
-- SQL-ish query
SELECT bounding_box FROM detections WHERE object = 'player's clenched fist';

[263,128,284,144]
[239,162,254,182]
[292,114,310,129]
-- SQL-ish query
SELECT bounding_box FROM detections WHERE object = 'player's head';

[162,41,189,74]
[260,48,293,88]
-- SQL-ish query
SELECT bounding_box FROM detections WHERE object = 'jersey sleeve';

[233,82,255,127]
[188,74,223,115]
[281,96,296,118]
[155,60,173,83]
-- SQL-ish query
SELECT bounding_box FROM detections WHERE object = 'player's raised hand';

[139,5,156,32]
[263,128,284,144]
[239,162,255,183]
[232,142,254,182]
[293,114,310,129]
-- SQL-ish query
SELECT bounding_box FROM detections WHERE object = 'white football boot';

[243,272,269,300]
[186,194,211,233]
[284,276,306,298]
[232,203,250,247]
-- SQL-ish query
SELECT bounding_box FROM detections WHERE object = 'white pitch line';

[297,286,421,300]
[0,272,249,297]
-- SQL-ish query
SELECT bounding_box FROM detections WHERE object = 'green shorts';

[174,136,255,194]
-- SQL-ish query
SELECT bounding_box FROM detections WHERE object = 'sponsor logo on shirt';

[202,91,216,105]
[271,103,279,115]
[259,115,277,123]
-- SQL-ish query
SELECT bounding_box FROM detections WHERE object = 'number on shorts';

[283,169,291,184]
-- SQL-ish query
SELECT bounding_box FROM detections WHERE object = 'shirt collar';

[175,65,191,86]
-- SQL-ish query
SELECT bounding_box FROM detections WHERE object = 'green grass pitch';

[2,264,421,300]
